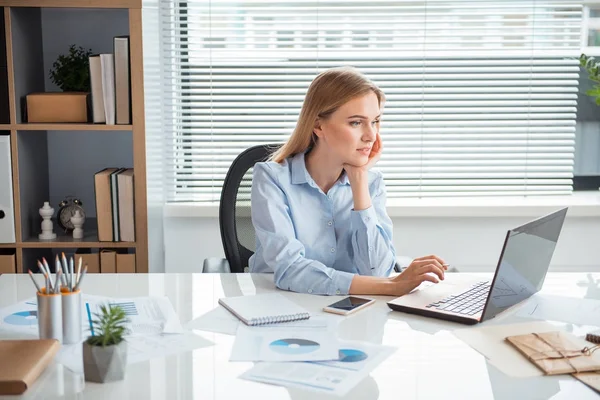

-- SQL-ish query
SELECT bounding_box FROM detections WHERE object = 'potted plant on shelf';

[25,44,93,123]
[83,304,128,383]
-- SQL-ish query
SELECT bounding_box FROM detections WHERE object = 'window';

[154,1,583,202]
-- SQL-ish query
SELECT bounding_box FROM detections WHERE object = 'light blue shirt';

[249,151,396,295]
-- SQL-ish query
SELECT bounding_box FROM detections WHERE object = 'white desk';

[0,272,599,399]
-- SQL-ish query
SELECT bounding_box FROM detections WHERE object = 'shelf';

[15,123,133,131]
[21,230,136,248]
[0,1,141,8]
[0,243,16,249]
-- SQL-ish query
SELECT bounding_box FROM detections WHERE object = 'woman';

[249,67,447,296]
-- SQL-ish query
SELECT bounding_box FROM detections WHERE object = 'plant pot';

[82,340,127,383]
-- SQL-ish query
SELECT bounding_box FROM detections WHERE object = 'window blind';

[157,0,583,202]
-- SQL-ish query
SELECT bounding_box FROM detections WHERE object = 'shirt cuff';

[351,205,378,229]
[328,269,355,295]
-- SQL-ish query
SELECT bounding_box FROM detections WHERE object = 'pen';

[28,270,42,293]
[73,265,87,291]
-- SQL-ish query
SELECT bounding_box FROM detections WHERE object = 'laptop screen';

[480,208,567,322]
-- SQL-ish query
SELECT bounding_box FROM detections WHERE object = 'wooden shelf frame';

[1,4,148,274]
[0,1,141,9]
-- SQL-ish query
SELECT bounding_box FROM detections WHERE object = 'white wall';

[163,215,600,273]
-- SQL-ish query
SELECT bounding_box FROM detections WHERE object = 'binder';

[114,36,131,125]
[0,136,15,243]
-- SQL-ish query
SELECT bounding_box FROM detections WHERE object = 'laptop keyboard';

[426,281,491,316]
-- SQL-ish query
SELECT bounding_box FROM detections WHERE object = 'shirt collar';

[290,151,350,186]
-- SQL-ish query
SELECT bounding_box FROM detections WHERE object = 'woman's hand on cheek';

[343,134,382,179]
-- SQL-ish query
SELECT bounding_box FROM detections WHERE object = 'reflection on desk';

[0,272,599,400]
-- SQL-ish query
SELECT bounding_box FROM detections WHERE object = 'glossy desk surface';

[0,272,599,400]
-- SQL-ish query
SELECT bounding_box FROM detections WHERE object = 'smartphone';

[322,296,375,316]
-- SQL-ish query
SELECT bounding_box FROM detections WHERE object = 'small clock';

[57,197,85,232]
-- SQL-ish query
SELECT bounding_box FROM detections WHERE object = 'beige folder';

[0,339,60,395]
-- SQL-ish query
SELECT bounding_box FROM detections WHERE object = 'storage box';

[75,249,100,274]
[0,251,15,274]
[25,92,89,123]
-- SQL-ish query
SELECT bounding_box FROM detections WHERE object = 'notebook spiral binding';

[249,312,311,326]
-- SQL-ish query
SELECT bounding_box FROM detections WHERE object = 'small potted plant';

[25,44,93,123]
[83,304,128,383]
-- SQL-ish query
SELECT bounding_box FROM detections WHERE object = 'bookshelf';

[0,0,148,273]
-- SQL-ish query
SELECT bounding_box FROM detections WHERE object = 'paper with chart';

[56,331,213,374]
[0,295,184,338]
[0,298,39,335]
[230,317,339,362]
[240,340,395,396]
[515,294,600,327]
[83,294,184,337]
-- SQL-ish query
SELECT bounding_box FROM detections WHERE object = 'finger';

[414,254,448,267]
[419,273,439,284]
[410,258,445,275]
[419,263,445,281]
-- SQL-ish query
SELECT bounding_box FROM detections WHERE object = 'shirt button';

[369,246,373,252]
[327,221,333,226]
[336,290,341,295]
[308,289,313,294]
[365,217,370,222]
[328,194,333,199]
[330,247,335,253]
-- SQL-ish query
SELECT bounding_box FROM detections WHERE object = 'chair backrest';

[219,144,282,273]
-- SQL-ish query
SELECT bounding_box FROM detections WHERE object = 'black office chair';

[202,144,410,274]
[203,143,282,274]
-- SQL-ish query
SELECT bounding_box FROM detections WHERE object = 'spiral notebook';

[218,293,310,326]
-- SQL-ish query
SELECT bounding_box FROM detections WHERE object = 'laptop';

[387,207,568,325]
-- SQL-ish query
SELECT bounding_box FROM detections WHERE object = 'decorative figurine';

[71,210,85,239]
[39,202,57,240]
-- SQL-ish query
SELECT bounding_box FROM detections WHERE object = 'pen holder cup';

[37,288,62,342]
[61,288,82,344]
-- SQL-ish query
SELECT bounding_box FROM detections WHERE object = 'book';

[117,168,135,242]
[94,168,120,241]
[89,55,105,123]
[114,36,131,125]
[0,339,60,395]
[218,293,310,326]
[100,53,115,125]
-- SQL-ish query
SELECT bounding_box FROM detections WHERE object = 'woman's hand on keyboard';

[388,255,448,296]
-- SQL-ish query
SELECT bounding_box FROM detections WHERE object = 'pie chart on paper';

[269,338,320,355]
[3,310,38,326]
[338,349,368,362]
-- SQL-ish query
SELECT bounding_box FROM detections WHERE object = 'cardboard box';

[74,249,99,274]
[116,253,135,273]
[0,252,15,274]
[25,92,89,123]
[100,249,116,273]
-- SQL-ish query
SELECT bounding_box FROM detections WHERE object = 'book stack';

[89,36,131,125]
[94,168,135,242]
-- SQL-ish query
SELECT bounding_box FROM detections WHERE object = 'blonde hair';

[270,66,385,163]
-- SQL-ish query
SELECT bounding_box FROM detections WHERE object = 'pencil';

[69,256,74,291]
[73,265,87,291]
[53,269,62,294]
[56,255,67,287]
[37,260,47,276]
[61,252,69,290]
[28,270,42,293]
[76,257,82,288]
